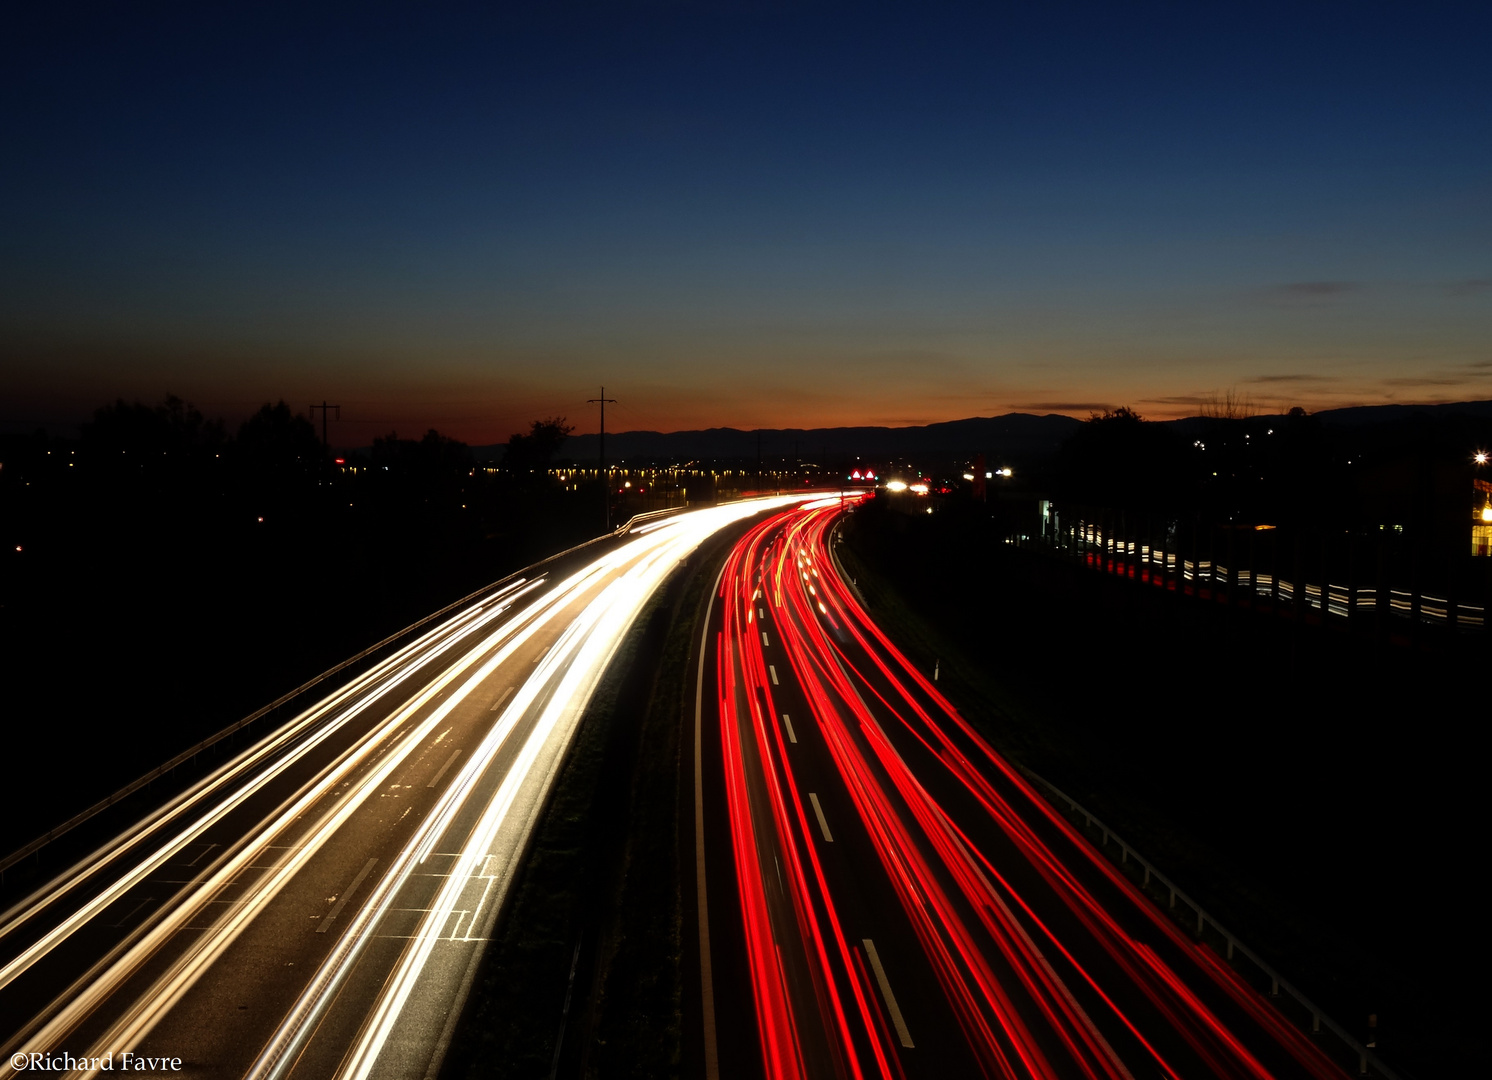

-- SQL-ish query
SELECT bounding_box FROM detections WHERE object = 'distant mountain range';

[466,399,1492,464]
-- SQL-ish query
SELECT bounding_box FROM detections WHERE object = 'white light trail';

[264,497,814,1080]
[0,578,541,1011]
[0,495,814,1080]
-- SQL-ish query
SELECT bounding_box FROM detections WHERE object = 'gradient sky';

[3,2,1489,443]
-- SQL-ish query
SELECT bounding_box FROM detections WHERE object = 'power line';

[586,387,618,530]
[308,401,341,449]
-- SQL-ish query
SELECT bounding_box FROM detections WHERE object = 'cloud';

[1009,401,1114,413]
[1139,394,1217,406]
[1379,375,1470,387]
[1445,279,1492,297]
[1273,281,1362,297]
[1243,373,1342,384]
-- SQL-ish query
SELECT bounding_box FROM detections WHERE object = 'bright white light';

[249,494,822,1080]
[962,473,974,481]
[909,483,929,494]
[886,480,908,492]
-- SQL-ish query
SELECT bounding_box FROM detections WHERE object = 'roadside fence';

[1026,770,1403,1080]
[1016,511,1490,637]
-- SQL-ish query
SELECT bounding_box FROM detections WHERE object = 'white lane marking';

[446,909,471,941]
[769,665,779,685]
[863,938,914,1048]
[461,876,498,942]
[808,794,833,842]
[325,500,819,1080]
[781,714,797,744]
[950,829,1135,1080]
[109,898,154,929]
[427,749,463,789]
[532,643,550,663]
[184,844,218,868]
[758,607,765,619]
[489,685,515,711]
[694,561,728,1080]
[761,631,770,647]
[318,859,378,934]
[0,575,546,1007]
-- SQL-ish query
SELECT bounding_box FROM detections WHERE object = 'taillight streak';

[808,510,1346,1080]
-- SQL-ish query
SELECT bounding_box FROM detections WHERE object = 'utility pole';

[587,387,617,530]
[309,401,340,483]
[308,401,340,450]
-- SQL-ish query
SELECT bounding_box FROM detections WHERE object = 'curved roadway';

[0,496,811,1080]
[696,497,1350,1080]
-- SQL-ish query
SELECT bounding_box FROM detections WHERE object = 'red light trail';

[709,497,1350,1080]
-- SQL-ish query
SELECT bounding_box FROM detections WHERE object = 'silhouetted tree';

[82,394,225,458]
[1056,407,1192,509]
[504,417,574,473]
[371,429,474,475]
[235,402,322,477]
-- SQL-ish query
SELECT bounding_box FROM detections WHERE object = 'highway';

[696,497,1351,1080]
[0,495,812,1080]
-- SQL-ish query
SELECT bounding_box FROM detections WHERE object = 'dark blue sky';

[4,2,1489,440]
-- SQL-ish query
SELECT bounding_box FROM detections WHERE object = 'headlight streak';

[721,503,1349,1080]
[6,499,816,1080]
[338,537,675,1079]
[11,577,589,1079]
[0,574,530,939]
[247,496,816,1080]
[0,577,544,1039]
[244,577,603,1080]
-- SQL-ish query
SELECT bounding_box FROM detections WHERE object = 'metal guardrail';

[1024,771,1403,1080]
[614,506,686,534]
[1025,522,1487,633]
[0,523,656,879]
[0,503,741,880]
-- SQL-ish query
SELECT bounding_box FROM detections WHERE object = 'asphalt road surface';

[0,496,812,1080]
[695,497,1351,1080]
